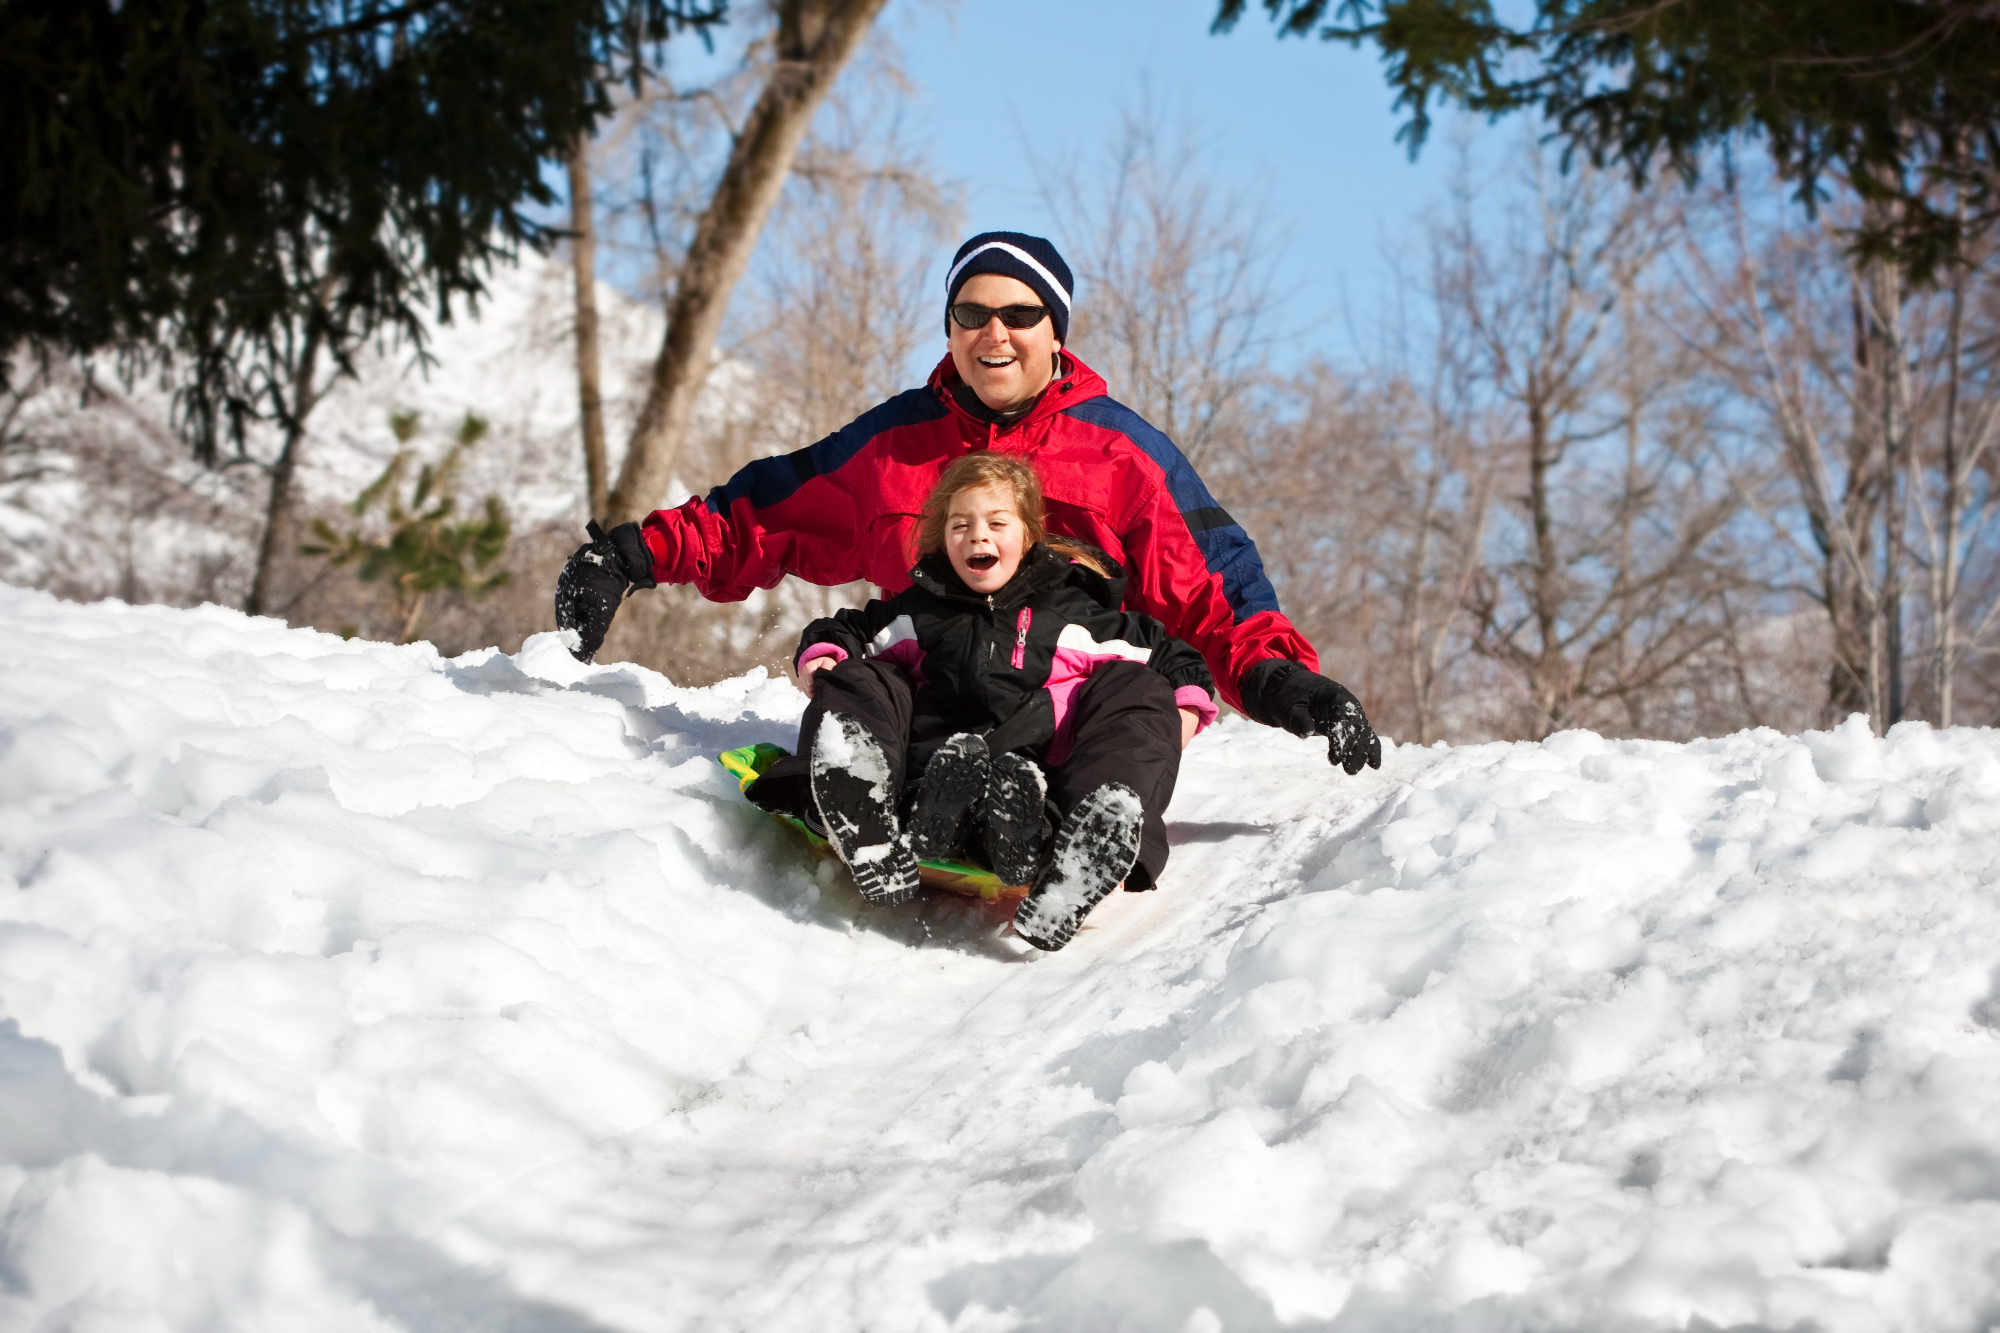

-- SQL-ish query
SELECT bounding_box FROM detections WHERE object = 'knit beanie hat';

[945,231,1074,344]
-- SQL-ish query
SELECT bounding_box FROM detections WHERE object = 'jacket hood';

[909,541,1126,610]
[927,350,1107,435]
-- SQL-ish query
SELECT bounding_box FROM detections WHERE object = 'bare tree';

[1682,174,2000,730]
[595,57,960,685]
[243,277,342,617]
[1051,105,1282,470]
[1216,363,1436,734]
[1684,203,1881,723]
[1378,361,1505,746]
[1340,216,1509,745]
[1429,143,1757,738]
[1910,227,2000,724]
[607,0,891,524]
[568,141,612,522]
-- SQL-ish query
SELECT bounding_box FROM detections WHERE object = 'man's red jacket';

[638,351,1318,711]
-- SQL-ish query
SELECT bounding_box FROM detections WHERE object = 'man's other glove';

[1242,659,1382,775]
[554,520,657,663]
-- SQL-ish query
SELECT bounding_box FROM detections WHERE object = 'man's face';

[948,273,1061,414]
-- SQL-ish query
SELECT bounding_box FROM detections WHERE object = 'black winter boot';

[984,751,1047,887]
[906,733,989,863]
[1013,782,1142,951]
[811,713,919,906]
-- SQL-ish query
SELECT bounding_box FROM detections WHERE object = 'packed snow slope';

[5,587,2000,1333]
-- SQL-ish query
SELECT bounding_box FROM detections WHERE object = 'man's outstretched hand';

[554,520,656,663]
[1242,659,1382,775]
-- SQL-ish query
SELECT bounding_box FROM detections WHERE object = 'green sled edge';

[717,742,1026,902]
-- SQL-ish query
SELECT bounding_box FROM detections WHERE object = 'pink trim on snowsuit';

[1042,624,1214,765]
[1175,685,1220,730]
[867,614,926,683]
[796,643,848,671]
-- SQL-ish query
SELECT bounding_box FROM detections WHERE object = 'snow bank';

[4,585,2000,1332]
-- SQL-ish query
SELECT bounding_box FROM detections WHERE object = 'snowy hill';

[5,586,2000,1332]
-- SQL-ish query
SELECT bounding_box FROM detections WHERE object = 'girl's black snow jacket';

[796,542,1216,760]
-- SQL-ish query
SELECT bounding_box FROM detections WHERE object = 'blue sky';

[883,0,1493,363]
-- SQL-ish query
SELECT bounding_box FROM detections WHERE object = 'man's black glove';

[554,520,656,663]
[1241,659,1382,775]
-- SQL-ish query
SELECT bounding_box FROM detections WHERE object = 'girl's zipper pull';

[1011,608,1032,669]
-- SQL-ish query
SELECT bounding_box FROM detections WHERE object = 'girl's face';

[944,483,1026,594]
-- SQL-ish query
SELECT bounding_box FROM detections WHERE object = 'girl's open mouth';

[967,554,998,571]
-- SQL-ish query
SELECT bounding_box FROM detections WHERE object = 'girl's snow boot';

[811,712,919,906]
[906,733,989,863]
[1013,782,1141,951]
[984,751,1047,887]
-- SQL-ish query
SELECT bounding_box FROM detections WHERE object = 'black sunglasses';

[950,302,1050,331]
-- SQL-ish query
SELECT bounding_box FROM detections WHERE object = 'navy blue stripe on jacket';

[705,387,949,515]
[1061,397,1283,621]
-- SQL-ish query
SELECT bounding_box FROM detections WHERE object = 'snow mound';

[5,585,2000,1332]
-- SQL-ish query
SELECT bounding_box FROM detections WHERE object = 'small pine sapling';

[304,411,513,644]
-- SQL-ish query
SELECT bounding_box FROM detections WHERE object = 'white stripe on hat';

[945,241,1072,314]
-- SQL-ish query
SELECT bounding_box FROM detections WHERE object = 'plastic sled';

[718,742,1029,902]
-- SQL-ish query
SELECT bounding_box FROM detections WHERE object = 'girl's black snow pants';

[747,658,1184,891]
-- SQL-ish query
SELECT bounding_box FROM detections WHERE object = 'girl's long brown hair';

[917,453,1044,553]
[916,453,1109,575]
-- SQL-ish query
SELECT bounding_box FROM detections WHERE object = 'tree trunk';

[1934,255,1968,725]
[399,590,428,644]
[1868,247,1909,729]
[245,315,328,617]
[1816,284,1885,726]
[607,0,889,524]
[1402,463,1442,745]
[1614,277,1642,732]
[1527,393,1564,735]
[568,137,610,523]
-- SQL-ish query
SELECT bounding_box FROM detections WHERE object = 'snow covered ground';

[5,585,2000,1333]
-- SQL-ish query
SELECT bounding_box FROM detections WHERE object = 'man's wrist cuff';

[1239,658,1302,729]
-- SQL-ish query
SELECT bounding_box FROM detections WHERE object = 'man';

[557,230,1380,776]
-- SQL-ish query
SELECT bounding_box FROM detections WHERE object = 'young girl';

[746,453,1218,950]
